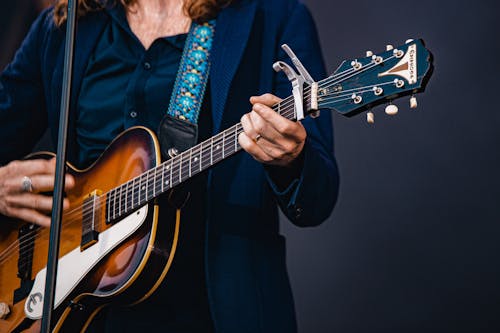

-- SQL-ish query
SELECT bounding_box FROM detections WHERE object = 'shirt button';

[130,111,137,118]
[143,62,152,70]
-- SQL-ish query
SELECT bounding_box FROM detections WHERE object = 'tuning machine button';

[385,103,399,115]
[386,44,394,51]
[410,96,418,109]
[366,50,373,57]
[405,39,414,44]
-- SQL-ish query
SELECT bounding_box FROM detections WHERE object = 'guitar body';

[0,127,181,332]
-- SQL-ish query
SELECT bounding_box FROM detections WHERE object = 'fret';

[152,168,156,198]
[234,126,238,152]
[112,188,117,220]
[222,131,225,159]
[169,159,173,189]
[145,170,150,202]
[214,134,221,163]
[278,102,281,115]
[189,149,192,178]
[161,163,165,193]
[106,191,111,222]
[125,182,129,213]
[179,154,183,184]
[139,174,145,205]
[210,137,213,165]
[199,144,203,172]
[118,185,122,217]
[132,177,137,209]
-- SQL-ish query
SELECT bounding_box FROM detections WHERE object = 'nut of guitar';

[0,302,10,319]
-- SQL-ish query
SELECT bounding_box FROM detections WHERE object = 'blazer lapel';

[210,0,258,133]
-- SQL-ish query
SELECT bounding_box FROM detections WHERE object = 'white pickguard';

[24,205,148,319]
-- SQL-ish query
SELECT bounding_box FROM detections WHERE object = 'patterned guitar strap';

[158,20,216,160]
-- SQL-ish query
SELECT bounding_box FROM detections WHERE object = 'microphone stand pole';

[40,0,78,331]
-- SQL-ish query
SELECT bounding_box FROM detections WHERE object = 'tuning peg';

[367,111,375,124]
[405,39,414,44]
[410,96,418,109]
[385,103,398,115]
[366,50,373,57]
[386,44,394,51]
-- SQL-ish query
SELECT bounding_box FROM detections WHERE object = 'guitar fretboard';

[105,90,312,223]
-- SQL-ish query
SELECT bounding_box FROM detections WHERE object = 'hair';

[53,0,232,26]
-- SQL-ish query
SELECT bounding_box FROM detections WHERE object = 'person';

[0,0,339,331]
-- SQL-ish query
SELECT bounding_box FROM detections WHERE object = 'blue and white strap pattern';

[167,20,216,124]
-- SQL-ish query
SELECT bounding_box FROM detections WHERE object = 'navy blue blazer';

[0,0,339,331]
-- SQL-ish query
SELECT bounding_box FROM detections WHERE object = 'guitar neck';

[105,90,313,223]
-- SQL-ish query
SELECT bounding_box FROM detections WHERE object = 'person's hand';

[0,158,75,227]
[239,93,306,167]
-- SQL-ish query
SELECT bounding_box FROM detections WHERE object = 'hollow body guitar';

[0,127,182,332]
[0,40,433,332]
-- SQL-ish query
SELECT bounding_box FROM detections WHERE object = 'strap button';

[143,62,152,70]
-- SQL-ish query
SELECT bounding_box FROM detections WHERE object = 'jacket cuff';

[264,140,311,220]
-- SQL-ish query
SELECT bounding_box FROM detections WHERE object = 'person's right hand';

[0,158,75,227]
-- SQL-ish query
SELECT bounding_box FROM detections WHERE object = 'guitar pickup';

[80,190,102,251]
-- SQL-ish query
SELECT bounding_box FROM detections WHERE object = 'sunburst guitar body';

[0,127,181,332]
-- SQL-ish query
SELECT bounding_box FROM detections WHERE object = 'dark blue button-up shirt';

[78,5,213,332]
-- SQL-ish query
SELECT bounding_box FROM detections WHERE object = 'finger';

[6,158,56,177]
[248,109,282,143]
[5,206,51,227]
[4,173,75,194]
[238,132,272,163]
[240,113,258,141]
[30,174,75,193]
[6,193,71,213]
[250,93,282,107]
[246,110,301,160]
[252,103,305,141]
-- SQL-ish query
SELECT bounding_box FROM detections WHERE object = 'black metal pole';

[40,0,78,331]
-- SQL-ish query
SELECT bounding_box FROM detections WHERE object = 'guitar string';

[6,80,374,265]
[6,78,378,263]
[9,54,380,246]
[6,54,400,263]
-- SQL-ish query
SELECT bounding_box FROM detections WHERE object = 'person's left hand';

[239,93,306,167]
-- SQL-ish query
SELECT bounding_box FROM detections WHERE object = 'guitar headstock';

[314,39,433,122]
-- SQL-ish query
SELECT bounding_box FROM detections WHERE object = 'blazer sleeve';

[265,2,340,226]
[0,9,51,165]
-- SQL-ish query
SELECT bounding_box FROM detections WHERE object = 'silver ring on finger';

[21,176,34,193]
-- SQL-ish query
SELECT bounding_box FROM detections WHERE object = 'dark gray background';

[282,0,500,332]
[1,1,499,332]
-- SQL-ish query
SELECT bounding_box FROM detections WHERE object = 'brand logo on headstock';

[378,44,417,84]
